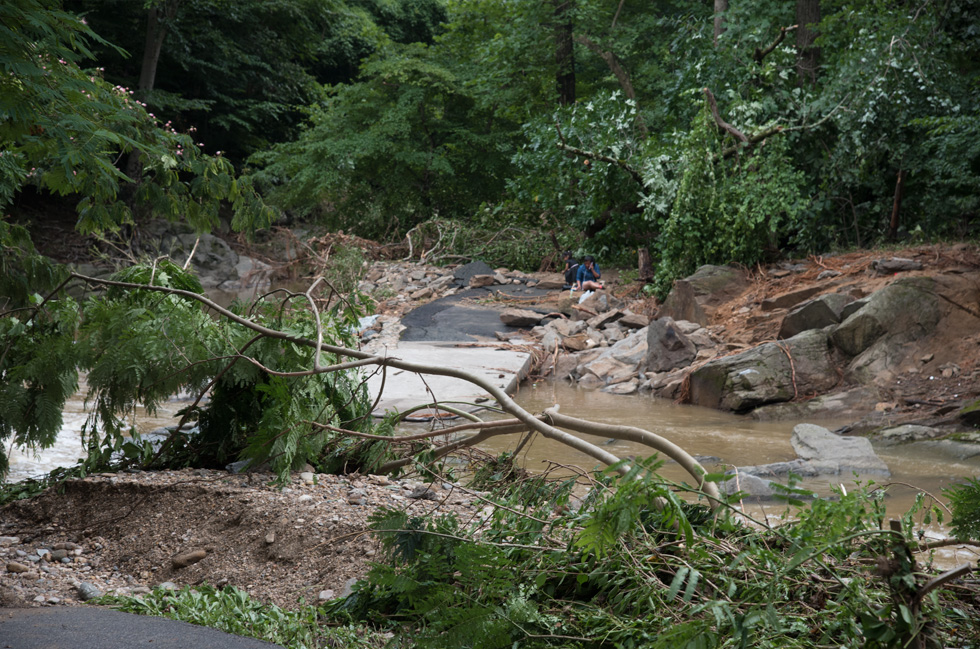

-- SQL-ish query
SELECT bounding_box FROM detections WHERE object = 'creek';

[9,378,978,564]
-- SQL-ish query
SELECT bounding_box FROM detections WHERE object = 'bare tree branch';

[753,24,798,64]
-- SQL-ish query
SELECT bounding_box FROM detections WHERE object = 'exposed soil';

[1,469,493,609]
[4,213,980,611]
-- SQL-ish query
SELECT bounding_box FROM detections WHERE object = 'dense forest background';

[3,0,979,293]
[4,3,980,646]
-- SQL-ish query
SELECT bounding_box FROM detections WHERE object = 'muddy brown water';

[7,379,978,568]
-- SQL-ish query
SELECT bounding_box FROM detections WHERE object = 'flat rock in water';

[791,423,890,476]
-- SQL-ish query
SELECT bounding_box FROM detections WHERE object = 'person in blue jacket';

[575,255,603,291]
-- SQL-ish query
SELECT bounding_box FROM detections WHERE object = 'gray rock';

[618,312,650,329]
[172,550,208,569]
[587,310,623,329]
[872,257,923,273]
[499,308,543,328]
[581,356,636,385]
[688,329,838,412]
[469,274,495,288]
[874,425,943,445]
[761,285,823,312]
[577,374,604,390]
[831,277,940,358]
[575,291,625,320]
[76,582,104,601]
[791,423,890,476]
[548,318,587,337]
[734,459,818,478]
[720,474,774,499]
[608,328,649,366]
[453,260,495,285]
[659,265,747,326]
[839,298,869,321]
[778,293,852,339]
[646,317,697,373]
[601,380,638,395]
[341,577,359,598]
[751,386,882,421]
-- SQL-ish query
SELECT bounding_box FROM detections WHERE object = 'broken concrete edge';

[368,342,535,421]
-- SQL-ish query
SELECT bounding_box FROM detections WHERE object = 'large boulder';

[687,329,838,412]
[831,278,944,385]
[646,317,697,373]
[791,423,890,476]
[778,293,852,339]
[659,265,747,326]
[830,277,940,357]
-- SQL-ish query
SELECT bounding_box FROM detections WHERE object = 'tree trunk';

[553,0,576,105]
[638,247,653,281]
[889,169,905,240]
[795,0,821,86]
[128,0,181,183]
[713,0,728,46]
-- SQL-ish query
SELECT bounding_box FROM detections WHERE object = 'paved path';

[366,283,547,419]
[0,607,284,649]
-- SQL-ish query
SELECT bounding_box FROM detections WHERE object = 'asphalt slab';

[0,606,285,649]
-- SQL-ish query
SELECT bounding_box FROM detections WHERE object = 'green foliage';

[511,91,658,260]
[251,43,512,239]
[1,0,275,235]
[100,584,386,649]
[0,222,79,475]
[650,102,804,298]
[1,254,382,482]
[324,468,980,648]
[402,212,579,272]
[945,477,980,541]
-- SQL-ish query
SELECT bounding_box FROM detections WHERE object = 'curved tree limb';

[753,24,798,64]
[573,35,648,138]
[71,273,641,482]
[554,122,644,186]
[543,406,722,506]
[703,87,748,143]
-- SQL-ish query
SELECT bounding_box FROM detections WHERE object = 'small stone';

[76,582,104,601]
[50,549,69,561]
[318,589,335,601]
[265,532,276,545]
[0,536,22,546]
[6,562,30,573]
[298,494,313,502]
[157,582,178,591]
[172,550,207,569]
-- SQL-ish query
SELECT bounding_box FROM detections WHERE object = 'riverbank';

[5,226,979,613]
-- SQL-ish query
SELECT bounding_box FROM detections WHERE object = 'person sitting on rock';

[575,255,603,291]
[562,251,579,289]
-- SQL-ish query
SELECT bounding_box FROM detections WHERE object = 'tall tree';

[553,0,576,105]
[795,0,820,85]
[713,0,727,45]
[138,0,181,94]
